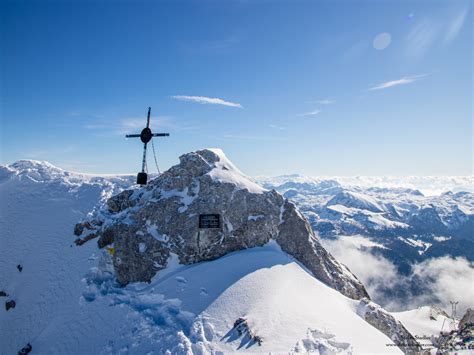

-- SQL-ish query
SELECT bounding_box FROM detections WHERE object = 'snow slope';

[0,161,134,354]
[392,306,453,350]
[82,242,402,354]
[1,160,402,354]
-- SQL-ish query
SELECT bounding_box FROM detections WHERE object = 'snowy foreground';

[0,160,466,354]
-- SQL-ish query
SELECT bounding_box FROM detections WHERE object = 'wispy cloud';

[171,95,242,108]
[404,8,469,60]
[404,19,438,60]
[269,124,285,130]
[298,109,321,117]
[316,99,335,105]
[445,7,469,43]
[369,74,427,91]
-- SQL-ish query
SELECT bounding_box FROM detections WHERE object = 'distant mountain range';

[257,175,474,275]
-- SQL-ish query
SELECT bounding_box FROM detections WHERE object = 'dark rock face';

[74,149,368,300]
[357,298,421,354]
[459,308,474,330]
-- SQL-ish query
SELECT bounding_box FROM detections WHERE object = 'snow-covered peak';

[6,159,68,182]
[2,160,136,190]
[172,148,266,194]
[10,159,60,170]
[76,147,369,300]
[327,191,384,213]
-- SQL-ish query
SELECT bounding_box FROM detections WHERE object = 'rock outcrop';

[357,298,422,354]
[434,308,474,352]
[74,148,368,300]
[459,308,474,330]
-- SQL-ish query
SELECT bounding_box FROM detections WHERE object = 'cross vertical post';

[125,107,170,185]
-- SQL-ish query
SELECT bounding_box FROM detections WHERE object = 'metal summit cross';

[125,107,169,185]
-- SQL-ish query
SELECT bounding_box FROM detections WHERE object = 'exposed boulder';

[74,148,368,300]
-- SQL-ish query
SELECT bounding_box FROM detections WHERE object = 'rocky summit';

[74,148,368,300]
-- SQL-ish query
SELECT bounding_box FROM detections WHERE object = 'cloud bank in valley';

[322,236,474,315]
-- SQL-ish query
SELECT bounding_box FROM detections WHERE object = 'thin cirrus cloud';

[404,19,438,60]
[369,74,427,91]
[445,7,469,43]
[298,109,321,117]
[171,95,242,108]
[316,99,335,105]
[404,7,469,60]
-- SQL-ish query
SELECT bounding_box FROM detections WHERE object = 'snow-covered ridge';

[1,159,135,186]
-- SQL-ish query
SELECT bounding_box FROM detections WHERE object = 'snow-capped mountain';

[1,153,425,354]
[257,175,474,269]
[256,175,474,320]
[74,149,368,300]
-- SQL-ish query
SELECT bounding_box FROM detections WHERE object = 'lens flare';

[373,32,392,50]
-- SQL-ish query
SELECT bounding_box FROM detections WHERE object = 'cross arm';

[126,134,141,138]
[152,133,170,137]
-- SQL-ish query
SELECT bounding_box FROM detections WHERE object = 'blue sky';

[1,0,472,176]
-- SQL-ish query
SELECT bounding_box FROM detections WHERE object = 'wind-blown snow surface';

[1,161,402,354]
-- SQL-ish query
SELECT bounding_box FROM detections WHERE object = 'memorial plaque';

[199,214,221,229]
